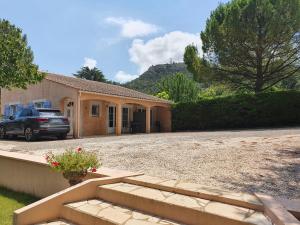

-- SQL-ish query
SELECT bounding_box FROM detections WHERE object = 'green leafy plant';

[198,84,235,99]
[172,91,300,131]
[155,91,170,100]
[157,73,200,103]
[46,147,100,186]
[0,19,44,100]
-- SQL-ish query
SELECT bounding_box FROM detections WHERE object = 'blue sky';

[0,0,228,82]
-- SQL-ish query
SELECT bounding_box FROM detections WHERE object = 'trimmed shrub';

[172,91,300,131]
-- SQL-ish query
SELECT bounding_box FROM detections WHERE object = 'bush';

[172,91,300,131]
[198,84,235,99]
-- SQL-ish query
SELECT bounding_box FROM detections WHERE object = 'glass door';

[107,106,116,134]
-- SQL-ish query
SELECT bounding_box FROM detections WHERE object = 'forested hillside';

[125,63,191,94]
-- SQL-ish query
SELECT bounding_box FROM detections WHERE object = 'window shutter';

[43,100,52,108]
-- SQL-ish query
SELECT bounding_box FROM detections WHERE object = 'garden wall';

[0,151,112,198]
[172,91,300,131]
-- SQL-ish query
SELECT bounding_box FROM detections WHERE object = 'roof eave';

[79,90,172,106]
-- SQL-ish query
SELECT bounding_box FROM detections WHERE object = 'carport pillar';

[146,106,151,133]
[116,103,122,135]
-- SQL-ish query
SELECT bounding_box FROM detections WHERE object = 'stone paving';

[125,175,263,207]
[100,182,273,225]
[66,199,182,225]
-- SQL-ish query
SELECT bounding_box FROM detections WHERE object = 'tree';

[74,67,107,82]
[184,45,203,81]
[279,72,300,90]
[155,91,170,100]
[157,73,200,103]
[183,45,212,83]
[200,0,300,93]
[0,19,44,89]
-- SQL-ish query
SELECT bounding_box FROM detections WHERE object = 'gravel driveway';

[1,128,299,199]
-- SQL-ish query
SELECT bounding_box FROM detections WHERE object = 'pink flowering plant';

[45,147,100,186]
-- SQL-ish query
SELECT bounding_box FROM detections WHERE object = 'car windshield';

[38,110,62,117]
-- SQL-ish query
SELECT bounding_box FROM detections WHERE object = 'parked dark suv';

[0,108,70,141]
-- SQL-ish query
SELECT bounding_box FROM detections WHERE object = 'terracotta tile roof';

[45,73,171,104]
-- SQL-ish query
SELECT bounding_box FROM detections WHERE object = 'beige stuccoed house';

[1,73,172,138]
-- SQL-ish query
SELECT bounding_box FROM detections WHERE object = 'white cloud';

[105,17,159,38]
[115,70,138,83]
[83,57,97,69]
[129,31,202,73]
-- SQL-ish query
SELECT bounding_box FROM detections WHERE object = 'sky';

[0,0,228,83]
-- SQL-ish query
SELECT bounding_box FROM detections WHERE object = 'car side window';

[19,109,33,117]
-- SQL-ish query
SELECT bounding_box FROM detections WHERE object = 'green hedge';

[172,91,300,131]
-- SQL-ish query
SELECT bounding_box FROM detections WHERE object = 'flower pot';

[63,170,87,186]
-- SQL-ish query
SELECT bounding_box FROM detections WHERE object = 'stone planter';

[63,170,87,186]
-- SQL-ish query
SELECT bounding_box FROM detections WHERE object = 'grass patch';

[0,187,39,225]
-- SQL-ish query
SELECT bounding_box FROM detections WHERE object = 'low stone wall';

[14,177,123,225]
[0,150,130,198]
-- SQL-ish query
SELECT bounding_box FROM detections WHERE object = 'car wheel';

[57,133,67,140]
[0,127,7,139]
[24,127,36,142]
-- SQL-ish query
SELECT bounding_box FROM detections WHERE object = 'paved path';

[1,128,299,199]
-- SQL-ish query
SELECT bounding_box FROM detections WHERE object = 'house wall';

[1,79,80,137]
[80,102,155,136]
[1,79,78,111]
[81,100,108,136]
[158,107,172,132]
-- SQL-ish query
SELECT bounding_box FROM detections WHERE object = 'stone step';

[34,219,76,225]
[97,182,272,225]
[62,199,183,225]
[124,175,263,211]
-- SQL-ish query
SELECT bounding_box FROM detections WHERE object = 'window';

[137,107,145,112]
[122,108,129,128]
[32,99,52,108]
[38,109,62,117]
[19,109,33,117]
[108,106,115,127]
[9,105,17,116]
[90,102,100,117]
[34,102,44,108]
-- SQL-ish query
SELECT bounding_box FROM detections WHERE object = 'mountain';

[124,63,192,94]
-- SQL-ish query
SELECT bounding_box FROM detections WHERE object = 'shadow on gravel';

[0,136,71,143]
[215,147,300,199]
